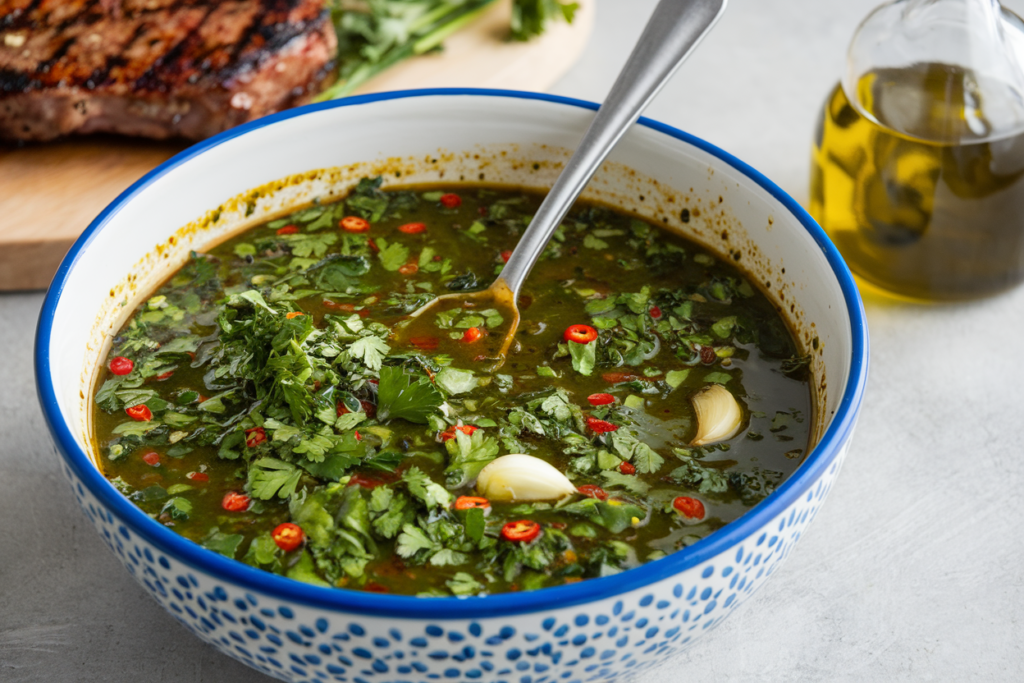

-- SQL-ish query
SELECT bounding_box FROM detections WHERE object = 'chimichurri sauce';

[93,178,812,596]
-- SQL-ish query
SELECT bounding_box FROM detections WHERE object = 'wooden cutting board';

[0,0,593,291]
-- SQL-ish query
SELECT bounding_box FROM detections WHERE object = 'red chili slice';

[410,336,439,350]
[187,471,209,482]
[155,370,175,381]
[619,461,636,475]
[398,222,427,234]
[673,496,706,520]
[398,263,419,275]
[285,311,305,319]
[367,238,380,253]
[649,306,663,319]
[577,484,608,501]
[354,430,363,441]
[500,250,512,263]
[462,327,483,343]
[340,216,371,233]
[222,491,250,512]
[125,404,152,422]
[454,496,490,510]
[245,426,267,448]
[564,324,598,344]
[272,523,305,552]
[587,393,616,406]
[142,451,160,466]
[439,193,462,208]
[440,425,478,442]
[501,520,541,543]
[276,225,299,235]
[109,356,134,376]
[586,416,619,434]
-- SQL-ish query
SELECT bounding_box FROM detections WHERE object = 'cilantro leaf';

[435,367,478,395]
[568,340,596,376]
[446,572,484,596]
[444,429,500,488]
[446,271,482,291]
[376,238,410,272]
[665,369,690,389]
[363,451,405,472]
[280,232,338,258]
[511,0,578,41]
[243,532,283,571]
[403,467,452,509]
[308,254,372,290]
[286,550,332,587]
[369,486,393,513]
[202,528,244,558]
[248,458,303,500]
[376,366,444,424]
[670,449,729,494]
[728,467,784,505]
[301,453,360,481]
[430,548,469,566]
[161,497,192,521]
[600,470,652,496]
[611,431,665,474]
[396,524,437,558]
[560,498,645,534]
[347,336,390,371]
[462,507,485,544]
[712,316,738,339]
[335,411,367,431]
[372,493,414,539]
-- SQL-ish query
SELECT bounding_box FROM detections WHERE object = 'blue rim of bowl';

[35,88,869,620]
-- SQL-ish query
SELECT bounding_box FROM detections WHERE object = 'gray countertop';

[3,1,1023,680]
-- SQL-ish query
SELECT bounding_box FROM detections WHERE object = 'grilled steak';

[0,0,337,141]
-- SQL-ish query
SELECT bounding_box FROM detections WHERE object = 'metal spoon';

[396,0,728,362]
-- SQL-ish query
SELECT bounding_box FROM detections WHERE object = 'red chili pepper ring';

[564,324,598,344]
[501,520,541,543]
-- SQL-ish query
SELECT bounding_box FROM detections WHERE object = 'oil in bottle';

[810,63,1024,301]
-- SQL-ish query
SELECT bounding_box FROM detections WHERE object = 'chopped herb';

[376,366,444,424]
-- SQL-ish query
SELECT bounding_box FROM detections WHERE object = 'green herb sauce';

[93,178,812,596]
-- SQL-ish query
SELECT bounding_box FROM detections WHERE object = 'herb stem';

[316,0,498,102]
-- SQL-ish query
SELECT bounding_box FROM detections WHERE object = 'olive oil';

[810,64,1024,300]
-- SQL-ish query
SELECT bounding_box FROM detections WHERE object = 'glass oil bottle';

[810,0,1024,300]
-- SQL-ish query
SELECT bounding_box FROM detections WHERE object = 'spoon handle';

[498,0,728,296]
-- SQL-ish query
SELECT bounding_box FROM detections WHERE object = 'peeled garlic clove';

[690,384,744,446]
[476,454,577,502]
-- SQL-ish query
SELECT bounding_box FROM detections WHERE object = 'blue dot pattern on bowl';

[59,443,847,683]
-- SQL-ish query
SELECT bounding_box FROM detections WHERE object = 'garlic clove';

[476,454,577,502]
[690,384,744,446]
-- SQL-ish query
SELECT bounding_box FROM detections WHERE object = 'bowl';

[35,89,868,682]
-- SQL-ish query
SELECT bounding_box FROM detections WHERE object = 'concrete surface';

[3,0,1023,680]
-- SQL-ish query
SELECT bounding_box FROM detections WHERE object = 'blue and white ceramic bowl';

[35,90,868,683]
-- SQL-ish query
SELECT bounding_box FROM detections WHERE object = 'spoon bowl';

[393,277,521,361]
[394,0,728,366]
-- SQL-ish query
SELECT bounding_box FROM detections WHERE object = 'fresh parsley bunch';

[319,0,578,100]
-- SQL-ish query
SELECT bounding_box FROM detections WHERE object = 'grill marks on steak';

[0,0,337,140]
